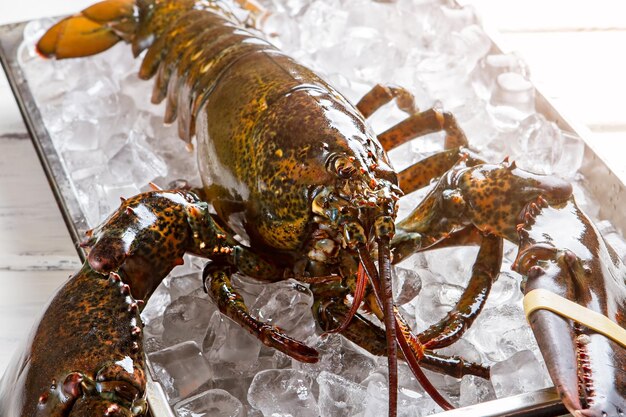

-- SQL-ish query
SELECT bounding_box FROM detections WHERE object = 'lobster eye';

[334,156,356,178]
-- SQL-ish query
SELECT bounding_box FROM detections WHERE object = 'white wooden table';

[0,0,625,380]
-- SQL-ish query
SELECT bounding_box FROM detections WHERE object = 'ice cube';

[162,294,216,346]
[142,282,171,327]
[62,149,107,181]
[291,333,343,378]
[453,25,492,73]
[107,130,168,186]
[485,271,522,308]
[490,350,551,398]
[361,373,390,417]
[488,72,536,126]
[203,311,262,374]
[168,272,204,301]
[465,303,527,362]
[61,78,121,121]
[473,53,530,99]
[144,334,167,354]
[317,371,367,417]
[338,338,378,384]
[247,369,318,417]
[260,10,302,51]
[423,246,478,287]
[551,132,585,179]
[459,375,496,407]
[504,114,566,175]
[72,176,108,226]
[230,273,267,306]
[102,181,142,214]
[362,369,440,417]
[200,374,257,409]
[148,341,213,404]
[61,119,103,152]
[437,338,484,366]
[120,71,161,113]
[250,279,315,341]
[419,370,461,406]
[496,325,540,359]
[393,265,423,305]
[415,282,465,325]
[298,1,348,52]
[174,389,244,417]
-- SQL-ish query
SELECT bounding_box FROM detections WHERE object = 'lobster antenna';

[358,244,455,412]
[357,246,398,417]
[378,237,399,417]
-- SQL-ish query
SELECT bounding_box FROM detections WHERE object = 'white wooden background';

[0,0,625,380]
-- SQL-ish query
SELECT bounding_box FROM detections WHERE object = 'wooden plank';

[0,71,79,375]
[0,0,96,25]
[464,0,626,32]
[0,137,81,269]
[0,269,70,374]
[0,74,24,133]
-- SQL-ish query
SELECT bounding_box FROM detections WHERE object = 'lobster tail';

[36,0,137,59]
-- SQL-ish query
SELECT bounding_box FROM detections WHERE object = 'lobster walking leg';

[397,148,486,193]
[314,300,489,379]
[203,263,319,363]
[378,108,468,151]
[355,82,468,152]
[413,233,503,349]
[356,83,418,119]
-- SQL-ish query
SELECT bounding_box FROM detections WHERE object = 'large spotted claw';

[515,198,626,417]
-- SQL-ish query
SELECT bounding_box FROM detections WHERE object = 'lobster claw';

[514,199,626,417]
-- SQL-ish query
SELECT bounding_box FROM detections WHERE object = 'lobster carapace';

[0,0,624,416]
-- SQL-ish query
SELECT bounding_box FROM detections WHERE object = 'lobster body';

[129,0,397,257]
[3,0,624,416]
[198,50,394,254]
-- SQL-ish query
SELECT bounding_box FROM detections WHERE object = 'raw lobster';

[0,0,624,416]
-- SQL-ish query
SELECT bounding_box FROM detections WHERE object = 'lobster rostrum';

[0,0,624,416]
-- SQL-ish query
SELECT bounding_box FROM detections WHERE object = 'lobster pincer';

[0,263,150,416]
[393,156,626,416]
[516,198,626,417]
[0,189,318,416]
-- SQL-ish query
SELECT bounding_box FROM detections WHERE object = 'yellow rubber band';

[523,288,626,349]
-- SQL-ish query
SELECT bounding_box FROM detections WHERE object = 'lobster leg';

[92,187,320,364]
[355,83,468,152]
[356,83,418,119]
[414,233,503,349]
[378,108,469,151]
[203,262,319,363]
[322,230,501,378]
[397,148,485,194]
[314,299,489,379]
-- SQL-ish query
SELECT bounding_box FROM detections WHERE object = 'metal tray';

[1,15,623,417]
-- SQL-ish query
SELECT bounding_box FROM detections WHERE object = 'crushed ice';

[16,0,624,415]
